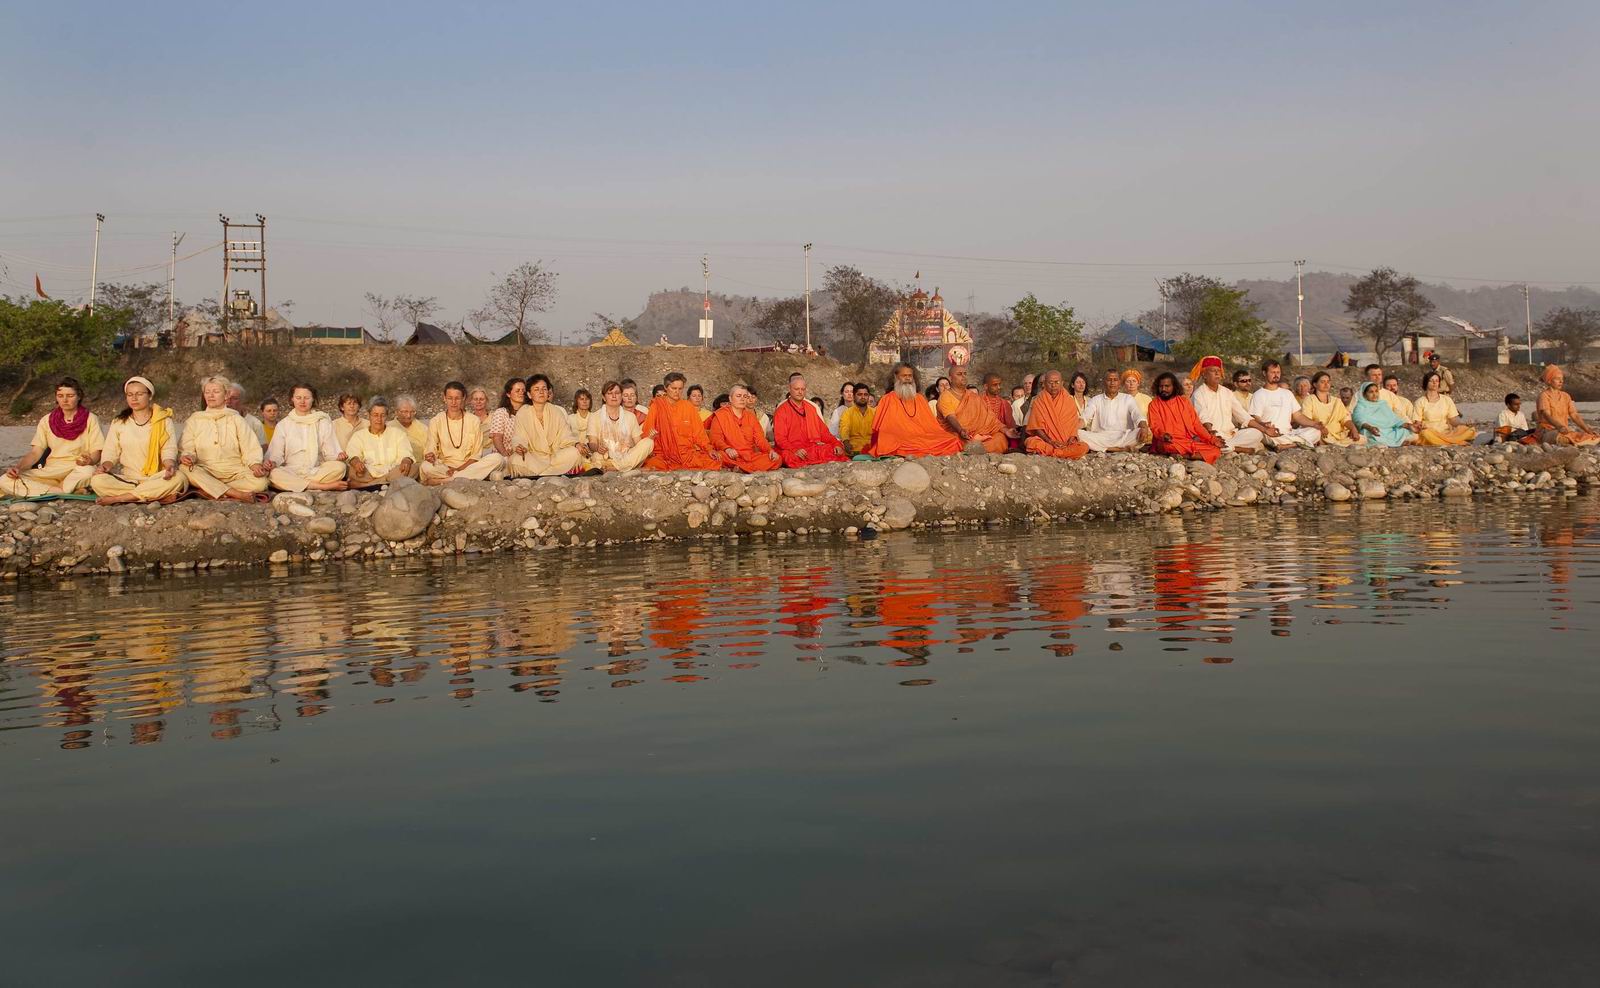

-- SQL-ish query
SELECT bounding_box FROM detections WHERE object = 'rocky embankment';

[3,443,1596,579]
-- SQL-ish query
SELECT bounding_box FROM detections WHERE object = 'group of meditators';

[4,357,1596,503]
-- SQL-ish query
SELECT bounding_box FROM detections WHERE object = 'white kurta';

[1078,392,1145,452]
[509,403,581,477]
[1192,384,1264,450]
[266,412,346,491]
[181,408,269,497]
[420,413,504,482]
[0,411,105,497]
[345,424,414,483]
[589,407,653,472]
[1247,387,1321,447]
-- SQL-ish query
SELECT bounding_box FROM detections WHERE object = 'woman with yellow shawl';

[89,376,187,504]
[1414,370,1477,445]
[1299,371,1364,446]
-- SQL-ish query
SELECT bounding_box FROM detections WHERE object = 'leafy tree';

[1008,293,1084,364]
[823,266,897,365]
[471,261,558,350]
[1157,273,1226,339]
[966,312,1017,354]
[1169,283,1285,364]
[755,296,814,346]
[1345,267,1435,363]
[1537,307,1600,364]
[94,281,169,343]
[0,298,125,413]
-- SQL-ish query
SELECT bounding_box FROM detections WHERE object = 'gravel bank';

[3,443,1596,579]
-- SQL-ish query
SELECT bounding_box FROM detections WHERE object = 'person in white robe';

[344,397,415,488]
[1189,356,1266,451]
[509,374,583,477]
[265,385,348,492]
[1246,361,1323,448]
[1078,370,1150,452]
[90,375,187,503]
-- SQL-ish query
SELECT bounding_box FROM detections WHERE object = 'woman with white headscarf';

[265,383,348,492]
[89,376,187,504]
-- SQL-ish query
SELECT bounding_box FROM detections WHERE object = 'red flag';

[35,274,48,299]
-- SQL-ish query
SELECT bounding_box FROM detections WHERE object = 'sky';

[2,0,1596,337]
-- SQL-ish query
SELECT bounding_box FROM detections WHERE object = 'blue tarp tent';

[1094,320,1171,361]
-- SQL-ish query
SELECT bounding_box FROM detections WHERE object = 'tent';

[402,322,455,346]
[1094,320,1171,362]
[589,326,637,348]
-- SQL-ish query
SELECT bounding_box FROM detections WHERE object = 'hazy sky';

[2,0,1596,336]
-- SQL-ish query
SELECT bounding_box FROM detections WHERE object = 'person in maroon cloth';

[1148,371,1222,464]
[772,373,849,468]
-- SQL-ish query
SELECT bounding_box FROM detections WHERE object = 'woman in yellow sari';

[1414,371,1477,445]
[1299,371,1364,446]
[89,376,187,503]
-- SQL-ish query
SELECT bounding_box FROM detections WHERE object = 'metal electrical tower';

[220,213,268,341]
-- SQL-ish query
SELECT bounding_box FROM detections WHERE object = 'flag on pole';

[35,274,48,299]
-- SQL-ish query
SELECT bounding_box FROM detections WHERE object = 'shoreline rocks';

[1,444,1595,579]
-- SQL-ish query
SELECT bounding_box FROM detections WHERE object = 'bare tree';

[472,262,558,351]
[823,266,897,366]
[364,293,400,342]
[1345,267,1435,363]
[582,311,636,344]
[394,295,440,331]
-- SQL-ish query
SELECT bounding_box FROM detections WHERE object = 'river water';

[4,496,1599,985]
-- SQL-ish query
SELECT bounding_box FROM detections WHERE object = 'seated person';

[509,374,582,477]
[1414,371,1476,446]
[1352,382,1420,448]
[1536,366,1599,446]
[838,383,875,455]
[1299,371,1364,446]
[394,396,428,475]
[1148,371,1222,464]
[420,381,505,484]
[2,376,102,497]
[265,384,348,492]
[588,381,654,472]
[1496,392,1538,445]
[345,397,416,488]
[936,366,1013,454]
[259,396,281,445]
[709,384,781,473]
[181,375,269,501]
[1024,370,1089,459]
[91,375,186,503]
[643,373,721,471]
[1190,356,1264,451]
[773,373,849,466]
[1247,361,1324,448]
[865,364,962,458]
[1080,369,1149,452]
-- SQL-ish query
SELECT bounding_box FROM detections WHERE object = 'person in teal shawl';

[1352,382,1418,447]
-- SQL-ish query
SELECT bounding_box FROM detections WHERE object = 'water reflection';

[3,495,1598,752]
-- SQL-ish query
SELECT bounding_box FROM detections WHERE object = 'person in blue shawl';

[1352,382,1419,447]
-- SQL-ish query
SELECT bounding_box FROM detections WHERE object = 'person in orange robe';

[1536,365,1600,446]
[708,384,781,472]
[980,371,1024,451]
[1023,370,1089,459]
[773,373,849,467]
[1148,371,1222,464]
[935,365,1013,454]
[642,372,720,471]
[865,363,963,458]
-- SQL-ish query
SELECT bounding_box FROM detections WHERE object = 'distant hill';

[620,289,772,347]
[1237,274,1600,354]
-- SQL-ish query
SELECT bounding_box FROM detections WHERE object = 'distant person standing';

[1427,353,1455,395]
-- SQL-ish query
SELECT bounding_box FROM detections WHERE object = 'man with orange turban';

[709,384,781,472]
[1536,365,1600,445]
[1024,370,1088,459]
[1190,355,1266,451]
[866,363,962,458]
[642,372,721,470]
[936,365,1014,454]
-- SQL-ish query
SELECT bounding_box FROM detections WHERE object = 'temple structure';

[867,287,973,371]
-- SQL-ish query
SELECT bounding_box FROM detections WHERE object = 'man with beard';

[838,383,876,455]
[936,365,1012,454]
[866,363,962,458]
[1149,371,1222,464]
[1246,360,1323,448]
[773,373,850,467]
[1023,370,1089,459]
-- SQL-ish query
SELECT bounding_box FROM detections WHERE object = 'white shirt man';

[1190,357,1265,451]
[1078,371,1148,452]
[1247,363,1322,448]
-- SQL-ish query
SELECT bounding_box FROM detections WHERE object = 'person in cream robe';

[181,376,270,500]
[2,377,103,497]
[508,375,582,478]
[588,381,654,472]
[265,385,348,492]
[344,397,415,488]
[89,376,187,503]
[420,381,504,484]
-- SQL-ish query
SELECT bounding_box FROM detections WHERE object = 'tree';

[0,298,124,412]
[1008,293,1084,364]
[581,311,637,344]
[472,261,558,350]
[394,295,440,330]
[966,312,1018,354]
[94,281,169,344]
[755,296,813,346]
[1537,307,1600,364]
[1169,283,1285,365]
[1345,267,1435,363]
[823,266,897,365]
[364,293,401,341]
[1157,273,1226,339]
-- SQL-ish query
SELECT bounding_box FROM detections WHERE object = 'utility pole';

[701,254,711,350]
[1294,259,1307,364]
[88,213,105,312]
[1523,283,1534,364]
[802,242,813,352]
[1156,277,1167,340]
[168,231,187,320]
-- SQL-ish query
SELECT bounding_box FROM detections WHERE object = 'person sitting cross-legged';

[709,384,781,473]
[181,375,270,502]
[420,381,505,484]
[89,375,186,504]
[1024,370,1089,460]
[2,376,103,498]
[1148,371,1222,464]
[345,397,416,488]
[509,374,584,478]
[265,384,348,492]
[773,373,850,467]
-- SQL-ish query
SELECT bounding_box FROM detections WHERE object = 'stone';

[891,461,931,494]
[781,477,828,498]
[286,502,317,518]
[272,491,313,510]
[307,516,338,535]
[186,511,228,532]
[1274,471,1297,483]
[881,496,917,529]
[106,545,125,573]
[268,549,290,563]
[997,462,1018,475]
[557,498,588,515]
[439,486,481,511]
[358,498,380,519]
[336,490,359,514]
[1358,479,1387,500]
[1157,487,1184,511]
[371,483,441,542]
[1324,482,1353,502]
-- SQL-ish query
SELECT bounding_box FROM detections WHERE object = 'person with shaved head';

[709,384,781,472]
[642,372,720,470]
[773,373,849,466]
[1024,370,1089,459]
[936,365,1010,454]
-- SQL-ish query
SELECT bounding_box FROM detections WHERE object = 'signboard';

[946,343,971,367]
[698,319,714,340]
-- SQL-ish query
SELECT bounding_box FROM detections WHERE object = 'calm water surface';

[4,496,1600,986]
